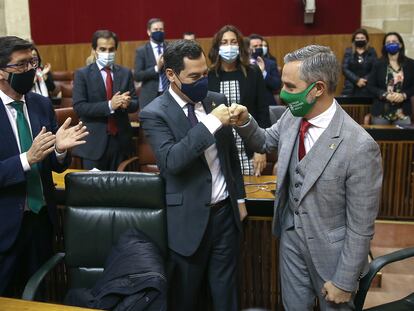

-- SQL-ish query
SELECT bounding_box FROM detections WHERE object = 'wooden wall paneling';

[119,40,142,70]
[65,43,93,71]
[36,44,67,71]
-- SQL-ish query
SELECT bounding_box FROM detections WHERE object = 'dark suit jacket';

[0,92,70,253]
[140,91,245,256]
[367,57,414,116]
[208,65,271,158]
[263,58,281,106]
[72,63,139,161]
[134,42,167,109]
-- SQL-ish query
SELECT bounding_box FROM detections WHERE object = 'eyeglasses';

[3,57,39,71]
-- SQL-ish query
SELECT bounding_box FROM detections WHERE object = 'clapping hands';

[210,103,249,126]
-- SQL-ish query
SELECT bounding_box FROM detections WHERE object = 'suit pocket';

[166,193,183,206]
[327,226,346,244]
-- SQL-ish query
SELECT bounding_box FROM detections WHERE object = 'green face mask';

[280,82,317,117]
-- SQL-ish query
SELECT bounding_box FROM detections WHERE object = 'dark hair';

[31,46,42,67]
[0,36,33,68]
[249,33,264,42]
[91,30,119,50]
[382,31,406,64]
[147,18,163,30]
[351,28,369,42]
[163,39,204,74]
[208,25,250,75]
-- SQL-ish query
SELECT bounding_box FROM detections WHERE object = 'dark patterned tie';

[157,44,169,92]
[187,103,198,127]
[298,118,312,161]
[10,101,45,213]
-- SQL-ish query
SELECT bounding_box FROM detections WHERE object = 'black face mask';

[7,69,36,94]
[251,47,263,59]
[354,40,367,48]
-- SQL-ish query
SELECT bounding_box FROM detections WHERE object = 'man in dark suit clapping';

[140,39,246,311]
[73,30,138,171]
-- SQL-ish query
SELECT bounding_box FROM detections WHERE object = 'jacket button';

[294,211,299,215]
[295,183,300,188]
[295,169,299,174]
[294,198,298,202]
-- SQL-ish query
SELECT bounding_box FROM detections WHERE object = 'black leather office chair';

[22,171,167,300]
[354,247,414,311]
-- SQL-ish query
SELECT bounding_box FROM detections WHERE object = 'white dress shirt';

[150,40,164,92]
[304,100,337,154]
[169,87,229,204]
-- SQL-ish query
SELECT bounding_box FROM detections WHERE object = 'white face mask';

[219,45,239,63]
[262,46,268,56]
[96,52,116,67]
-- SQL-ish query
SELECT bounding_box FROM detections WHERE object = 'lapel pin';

[212,101,216,108]
[329,143,336,150]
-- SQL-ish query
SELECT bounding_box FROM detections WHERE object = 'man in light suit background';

[231,45,382,310]
[140,39,246,311]
[73,30,138,171]
[134,18,168,109]
[0,36,88,296]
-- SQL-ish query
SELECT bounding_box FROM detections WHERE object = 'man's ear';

[165,68,175,83]
[147,29,151,38]
[314,81,327,97]
[0,70,8,81]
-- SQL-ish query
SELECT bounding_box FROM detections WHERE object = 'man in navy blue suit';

[249,34,281,106]
[0,36,88,296]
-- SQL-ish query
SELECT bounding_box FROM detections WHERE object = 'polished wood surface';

[36,33,385,96]
[342,104,371,124]
[244,175,276,200]
[0,297,99,311]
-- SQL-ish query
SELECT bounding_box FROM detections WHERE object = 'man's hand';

[211,104,232,125]
[238,201,248,221]
[321,281,352,304]
[356,78,367,88]
[228,104,249,126]
[26,127,56,165]
[55,118,89,153]
[111,91,131,110]
[256,56,265,72]
[253,153,266,176]
[157,55,164,71]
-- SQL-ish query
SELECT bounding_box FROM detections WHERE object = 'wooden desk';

[244,175,276,217]
[0,297,99,311]
[52,169,84,190]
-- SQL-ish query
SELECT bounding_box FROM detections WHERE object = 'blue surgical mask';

[385,42,400,55]
[175,73,208,103]
[219,45,239,63]
[151,31,165,43]
[262,46,268,56]
[96,52,116,67]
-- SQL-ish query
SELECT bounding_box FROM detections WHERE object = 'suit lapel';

[90,64,106,97]
[146,43,156,66]
[298,105,344,204]
[164,91,191,139]
[26,95,42,138]
[112,65,121,94]
[277,116,301,190]
[0,99,20,154]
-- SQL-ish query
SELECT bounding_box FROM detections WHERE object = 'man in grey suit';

[230,45,382,310]
[134,18,168,109]
[73,30,138,170]
[140,40,246,311]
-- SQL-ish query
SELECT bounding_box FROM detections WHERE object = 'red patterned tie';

[104,67,118,135]
[298,118,312,161]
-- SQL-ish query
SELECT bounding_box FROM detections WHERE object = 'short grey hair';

[283,45,339,94]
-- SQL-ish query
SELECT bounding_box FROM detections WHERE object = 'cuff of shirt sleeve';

[200,114,222,134]
[55,148,67,164]
[154,65,159,73]
[108,101,115,114]
[20,152,31,172]
[237,199,245,204]
[263,70,267,79]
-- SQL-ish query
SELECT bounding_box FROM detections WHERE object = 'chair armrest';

[22,252,65,301]
[117,156,139,171]
[355,247,414,310]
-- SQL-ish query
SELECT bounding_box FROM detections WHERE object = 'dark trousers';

[83,135,125,171]
[169,203,239,311]
[0,207,53,298]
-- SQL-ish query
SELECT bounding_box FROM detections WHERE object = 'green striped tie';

[10,101,45,213]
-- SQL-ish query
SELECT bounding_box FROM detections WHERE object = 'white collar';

[0,89,25,106]
[168,86,201,109]
[95,62,113,71]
